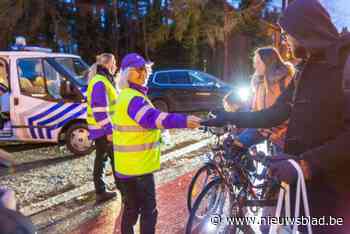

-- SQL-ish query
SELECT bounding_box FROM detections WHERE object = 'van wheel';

[66,123,94,156]
[153,100,168,112]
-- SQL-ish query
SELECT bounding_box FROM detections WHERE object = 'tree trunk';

[223,2,230,81]
[133,0,140,34]
[112,0,119,56]
[142,17,149,60]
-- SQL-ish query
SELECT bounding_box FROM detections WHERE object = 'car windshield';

[54,57,89,86]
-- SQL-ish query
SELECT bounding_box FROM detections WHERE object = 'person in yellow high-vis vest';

[113,53,201,234]
[86,53,118,204]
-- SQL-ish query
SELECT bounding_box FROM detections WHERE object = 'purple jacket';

[88,66,115,140]
[127,82,187,129]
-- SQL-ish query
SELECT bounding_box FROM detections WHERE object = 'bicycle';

[186,126,287,234]
[186,123,238,213]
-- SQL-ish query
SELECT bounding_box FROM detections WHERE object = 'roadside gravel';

[0,129,209,207]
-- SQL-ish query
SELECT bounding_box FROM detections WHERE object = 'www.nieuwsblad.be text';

[210,215,344,226]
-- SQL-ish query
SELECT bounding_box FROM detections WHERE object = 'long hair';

[116,68,130,92]
[254,47,295,94]
[87,53,115,81]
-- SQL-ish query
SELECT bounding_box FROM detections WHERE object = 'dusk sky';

[231,0,349,31]
[319,0,350,31]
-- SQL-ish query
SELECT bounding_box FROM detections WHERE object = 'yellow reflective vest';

[86,74,118,129]
[112,88,161,176]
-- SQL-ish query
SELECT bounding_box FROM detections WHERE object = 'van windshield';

[54,57,89,86]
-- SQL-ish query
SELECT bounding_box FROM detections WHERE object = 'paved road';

[69,171,195,234]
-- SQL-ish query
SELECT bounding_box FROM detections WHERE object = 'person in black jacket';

[203,0,350,233]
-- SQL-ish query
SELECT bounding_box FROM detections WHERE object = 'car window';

[154,72,170,84]
[17,58,47,96]
[170,71,191,84]
[189,71,213,85]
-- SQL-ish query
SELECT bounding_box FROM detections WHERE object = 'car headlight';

[237,86,251,102]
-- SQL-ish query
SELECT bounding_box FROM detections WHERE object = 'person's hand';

[187,115,202,129]
[269,154,312,184]
[107,134,113,142]
[269,160,298,185]
[200,110,228,127]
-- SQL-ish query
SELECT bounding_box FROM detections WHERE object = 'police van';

[0,46,93,156]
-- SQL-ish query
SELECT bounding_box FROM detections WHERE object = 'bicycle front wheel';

[187,163,217,212]
[186,177,232,234]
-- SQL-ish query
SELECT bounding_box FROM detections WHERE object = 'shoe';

[95,191,117,204]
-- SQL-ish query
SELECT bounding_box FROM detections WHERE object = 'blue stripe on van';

[37,103,81,139]
[28,102,65,139]
[46,107,87,139]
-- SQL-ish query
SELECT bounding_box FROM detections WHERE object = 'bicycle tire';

[186,177,230,234]
[187,163,217,212]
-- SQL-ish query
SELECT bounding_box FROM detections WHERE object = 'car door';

[168,71,198,111]
[11,57,86,142]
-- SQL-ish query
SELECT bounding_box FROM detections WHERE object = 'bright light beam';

[237,87,251,102]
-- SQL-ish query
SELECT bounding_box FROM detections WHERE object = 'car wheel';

[66,123,95,156]
[153,100,168,112]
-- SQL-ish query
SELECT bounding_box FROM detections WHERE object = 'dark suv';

[147,69,232,112]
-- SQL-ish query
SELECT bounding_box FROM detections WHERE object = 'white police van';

[0,46,93,156]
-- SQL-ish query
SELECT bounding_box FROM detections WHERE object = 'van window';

[0,59,9,90]
[0,59,10,114]
[17,58,47,96]
[17,58,82,101]
[43,60,63,99]
[54,57,89,86]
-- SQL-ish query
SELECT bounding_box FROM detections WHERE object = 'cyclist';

[223,47,294,157]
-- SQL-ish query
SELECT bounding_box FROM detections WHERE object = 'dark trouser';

[117,174,158,234]
[289,174,349,234]
[93,136,116,194]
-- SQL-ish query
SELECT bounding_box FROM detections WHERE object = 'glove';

[200,110,230,127]
[269,154,298,185]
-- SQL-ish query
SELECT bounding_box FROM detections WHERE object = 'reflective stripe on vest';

[86,74,118,129]
[112,87,161,176]
[113,125,147,132]
[113,142,160,152]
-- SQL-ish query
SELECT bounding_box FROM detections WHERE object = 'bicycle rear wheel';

[187,163,217,212]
